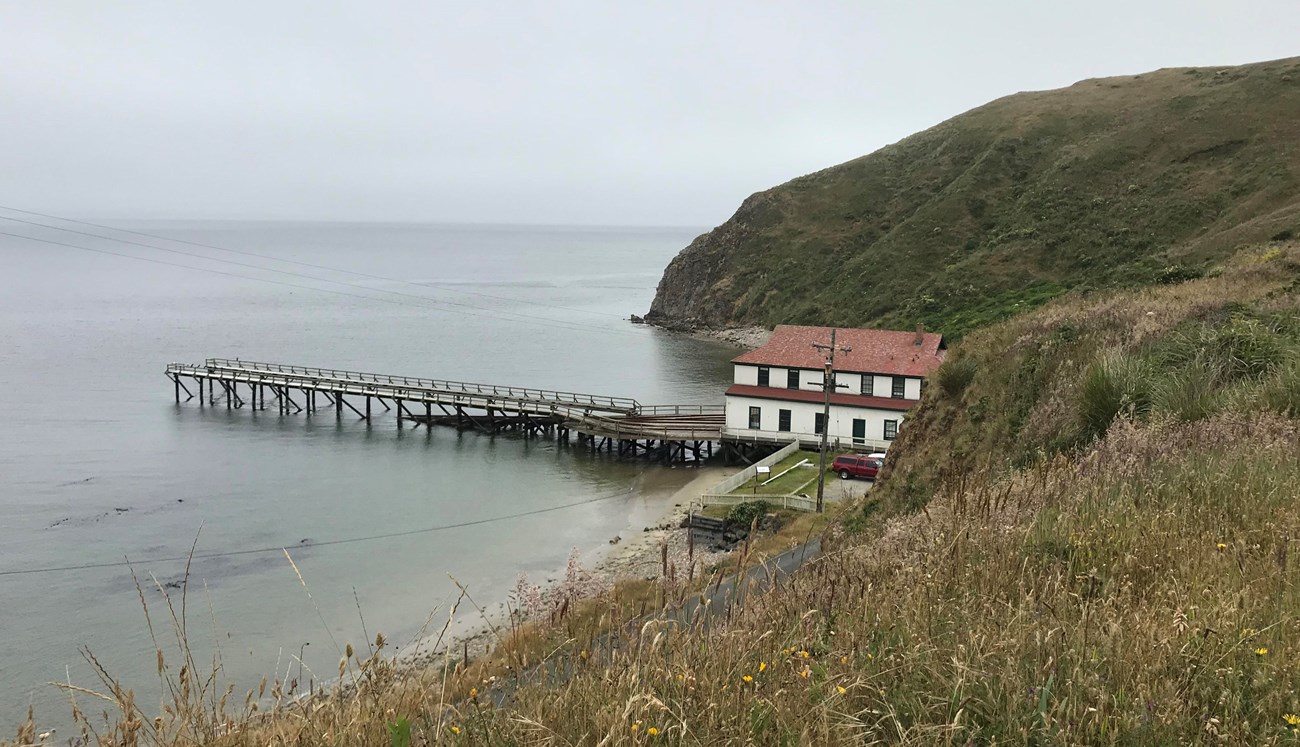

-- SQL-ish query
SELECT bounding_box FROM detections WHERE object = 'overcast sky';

[2,2,1296,226]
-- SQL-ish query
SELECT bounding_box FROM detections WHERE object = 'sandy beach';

[394,466,732,668]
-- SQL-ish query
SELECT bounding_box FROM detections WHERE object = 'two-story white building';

[723,324,945,452]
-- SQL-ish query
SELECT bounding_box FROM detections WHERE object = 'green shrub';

[1153,356,1224,422]
[1078,352,1153,441]
[936,357,977,397]
[726,500,771,528]
[1155,264,1203,284]
[1160,316,1288,381]
[1255,356,1300,417]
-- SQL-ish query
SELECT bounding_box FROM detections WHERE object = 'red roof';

[733,325,945,377]
[725,384,916,411]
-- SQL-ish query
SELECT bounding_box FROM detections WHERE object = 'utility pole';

[813,329,851,513]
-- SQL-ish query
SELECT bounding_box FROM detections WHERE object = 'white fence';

[702,440,800,497]
[698,491,819,513]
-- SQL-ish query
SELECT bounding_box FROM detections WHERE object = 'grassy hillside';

[17,242,1297,745]
[648,56,1300,339]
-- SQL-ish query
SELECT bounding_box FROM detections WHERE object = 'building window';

[860,376,871,395]
[892,376,906,398]
[748,406,761,430]
[778,409,792,432]
[884,419,898,440]
[787,369,800,389]
[814,412,826,435]
[757,366,770,387]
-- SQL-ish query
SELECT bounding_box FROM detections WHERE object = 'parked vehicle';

[832,454,883,480]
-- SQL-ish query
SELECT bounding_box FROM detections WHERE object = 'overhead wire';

[0,214,642,338]
[0,485,637,578]
[0,228,654,340]
[0,212,673,578]
[0,204,635,321]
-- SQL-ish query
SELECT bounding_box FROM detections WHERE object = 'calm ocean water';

[0,221,735,728]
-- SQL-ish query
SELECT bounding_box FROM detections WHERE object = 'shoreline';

[687,325,772,349]
[393,466,731,670]
[635,317,771,350]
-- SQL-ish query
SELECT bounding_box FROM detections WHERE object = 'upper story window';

[757,366,770,387]
[892,376,906,399]
[787,369,800,389]
[860,375,872,395]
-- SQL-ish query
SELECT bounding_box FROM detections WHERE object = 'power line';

[0,214,642,339]
[0,205,630,321]
[0,486,636,578]
[0,229,652,340]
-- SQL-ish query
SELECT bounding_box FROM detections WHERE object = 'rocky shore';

[395,468,732,670]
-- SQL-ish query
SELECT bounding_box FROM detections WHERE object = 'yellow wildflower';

[840,656,848,664]
[449,725,461,734]
[742,675,754,683]
[800,668,810,678]
[1285,713,1300,726]
[469,687,478,700]
[1255,647,1269,657]
[837,685,847,694]
[580,649,588,660]
[647,727,660,736]
[1243,628,1258,637]
[798,650,810,658]
[1216,543,1228,551]
[630,721,640,732]
[758,661,767,672]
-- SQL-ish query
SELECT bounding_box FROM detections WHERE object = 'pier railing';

[637,404,725,416]
[197,358,640,414]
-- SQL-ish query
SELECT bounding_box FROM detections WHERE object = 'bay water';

[0,221,735,728]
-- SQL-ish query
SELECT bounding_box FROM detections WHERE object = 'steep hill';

[648,56,1300,338]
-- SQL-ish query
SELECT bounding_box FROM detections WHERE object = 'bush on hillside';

[726,500,770,529]
[1077,352,1153,442]
[1159,315,1288,381]
[1153,356,1225,423]
[935,357,977,397]
[1257,356,1300,417]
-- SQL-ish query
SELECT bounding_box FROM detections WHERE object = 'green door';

[852,418,866,445]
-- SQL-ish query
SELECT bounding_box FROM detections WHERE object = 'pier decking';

[165,359,724,462]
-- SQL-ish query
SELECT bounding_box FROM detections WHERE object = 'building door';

[778,409,792,432]
[748,406,761,429]
[852,418,866,445]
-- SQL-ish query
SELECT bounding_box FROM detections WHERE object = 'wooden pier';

[165,359,724,462]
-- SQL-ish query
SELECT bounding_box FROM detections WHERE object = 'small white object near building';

[723,324,945,452]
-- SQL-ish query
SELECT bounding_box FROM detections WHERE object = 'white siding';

[872,375,891,398]
[724,393,907,451]
[734,364,759,386]
[795,368,817,391]
[904,377,922,400]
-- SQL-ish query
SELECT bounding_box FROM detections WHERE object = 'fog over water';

[0,221,736,727]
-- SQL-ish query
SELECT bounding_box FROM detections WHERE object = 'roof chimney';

[914,323,925,346]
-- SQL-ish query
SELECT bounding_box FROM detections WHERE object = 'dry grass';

[9,243,1300,745]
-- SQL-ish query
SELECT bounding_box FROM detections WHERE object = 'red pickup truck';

[831,453,884,480]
